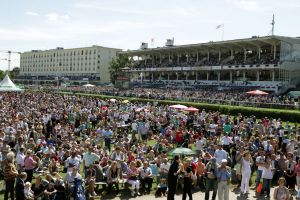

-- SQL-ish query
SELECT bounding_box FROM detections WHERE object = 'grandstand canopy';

[0,74,22,92]
[120,35,300,55]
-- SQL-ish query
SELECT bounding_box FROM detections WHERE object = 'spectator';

[127,161,140,197]
[82,146,100,178]
[16,147,25,173]
[15,172,27,200]
[4,152,18,200]
[255,149,265,190]
[216,159,231,200]
[24,182,35,200]
[167,155,180,200]
[285,152,296,191]
[139,161,153,194]
[155,178,167,197]
[261,157,274,198]
[273,177,290,200]
[160,158,170,180]
[240,151,253,195]
[182,158,193,200]
[204,157,218,200]
[107,161,121,193]
[24,150,37,183]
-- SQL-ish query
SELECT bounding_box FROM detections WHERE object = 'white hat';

[221,159,228,163]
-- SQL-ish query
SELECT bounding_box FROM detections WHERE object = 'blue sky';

[0,0,300,70]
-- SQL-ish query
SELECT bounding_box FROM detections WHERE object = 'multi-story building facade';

[120,36,300,93]
[18,45,121,84]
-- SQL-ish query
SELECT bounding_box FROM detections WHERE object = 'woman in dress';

[240,151,253,195]
[127,161,140,197]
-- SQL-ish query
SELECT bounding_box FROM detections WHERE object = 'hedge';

[58,91,300,123]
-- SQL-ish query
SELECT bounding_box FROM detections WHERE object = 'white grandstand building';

[120,36,300,93]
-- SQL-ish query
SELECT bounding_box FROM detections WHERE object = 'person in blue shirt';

[216,159,231,200]
[103,127,112,152]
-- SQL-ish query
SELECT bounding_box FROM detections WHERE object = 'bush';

[59,91,300,123]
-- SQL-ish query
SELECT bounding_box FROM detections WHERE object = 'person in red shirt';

[127,151,135,164]
[176,129,184,146]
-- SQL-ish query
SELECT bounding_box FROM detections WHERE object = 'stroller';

[68,179,86,200]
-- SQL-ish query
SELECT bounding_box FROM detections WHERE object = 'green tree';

[109,54,131,84]
[0,69,4,80]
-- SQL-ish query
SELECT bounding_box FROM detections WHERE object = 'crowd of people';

[60,86,297,107]
[0,91,299,200]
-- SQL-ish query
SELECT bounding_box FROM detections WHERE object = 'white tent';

[0,74,22,92]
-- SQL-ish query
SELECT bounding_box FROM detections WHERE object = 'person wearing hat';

[204,157,218,200]
[216,159,231,200]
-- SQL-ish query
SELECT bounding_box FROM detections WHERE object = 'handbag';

[256,182,263,193]
[131,175,137,180]
[191,174,197,181]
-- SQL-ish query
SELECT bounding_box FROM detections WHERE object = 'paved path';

[92,187,285,200]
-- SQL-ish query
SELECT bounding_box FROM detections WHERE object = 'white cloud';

[225,0,262,12]
[0,27,58,41]
[24,11,39,16]
[45,13,70,21]
[73,2,210,18]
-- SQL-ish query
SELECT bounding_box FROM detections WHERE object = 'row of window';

[21,66,100,72]
[22,61,99,67]
[22,49,99,59]
[21,55,101,63]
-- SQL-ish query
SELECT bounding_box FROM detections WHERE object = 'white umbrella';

[82,83,95,87]
[169,104,188,110]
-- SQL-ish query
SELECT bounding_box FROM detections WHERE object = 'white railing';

[126,63,279,72]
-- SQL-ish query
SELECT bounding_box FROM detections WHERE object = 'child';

[24,182,35,200]
[155,178,167,197]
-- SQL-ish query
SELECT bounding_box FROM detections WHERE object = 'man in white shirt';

[263,140,273,153]
[66,152,81,173]
[64,167,82,190]
[195,137,206,156]
[214,145,228,165]
[255,149,265,189]
[159,158,170,179]
[131,120,138,138]
[16,147,25,172]
[221,134,233,155]
[82,147,100,177]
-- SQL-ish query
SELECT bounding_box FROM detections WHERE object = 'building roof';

[119,35,300,55]
[22,45,122,54]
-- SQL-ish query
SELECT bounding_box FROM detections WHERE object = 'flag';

[151,38,154,43]
[216,24,223,29]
